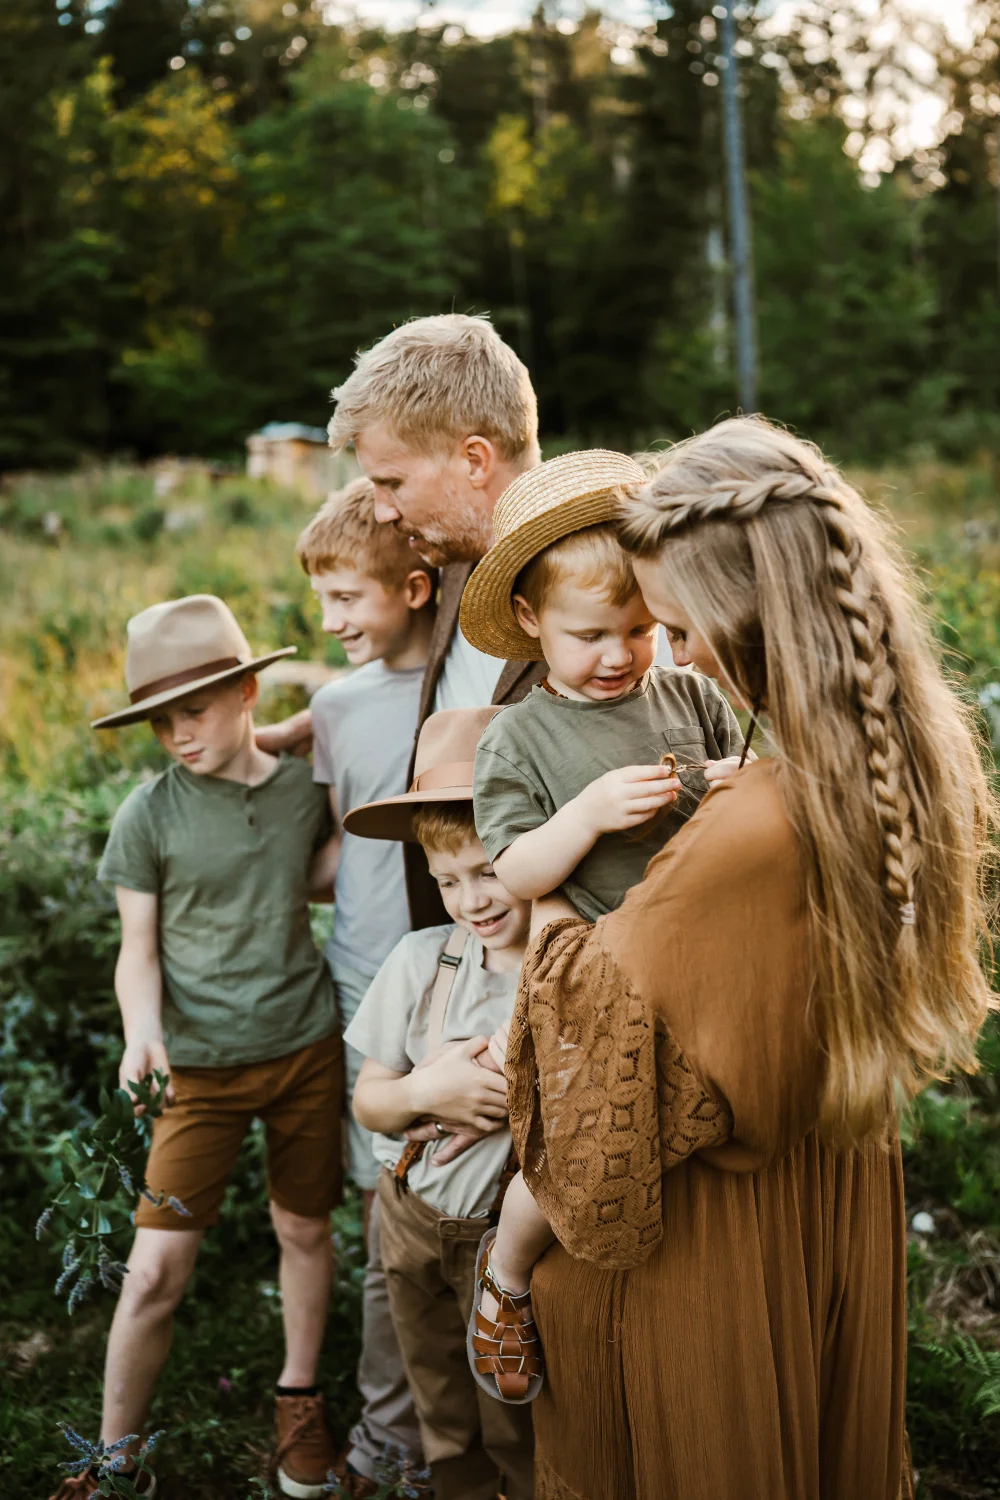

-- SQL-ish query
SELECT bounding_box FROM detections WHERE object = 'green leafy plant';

[35,1071,180,1311]
[923,1334,1000,1421]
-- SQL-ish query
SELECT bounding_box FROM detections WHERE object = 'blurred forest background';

[5,2,1000,1498]
[6,0,1000,467]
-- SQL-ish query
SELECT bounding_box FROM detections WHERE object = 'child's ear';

[404,569,434,611]
[512,594,542,640]
[241,673,260,711]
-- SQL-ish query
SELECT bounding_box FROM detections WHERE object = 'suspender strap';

[394,928,469,1196]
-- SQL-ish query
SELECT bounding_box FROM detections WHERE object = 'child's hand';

[704,751,756,785]
[408,1035,508,1133]
[119,1037,175,1115]
[578,764,681,835]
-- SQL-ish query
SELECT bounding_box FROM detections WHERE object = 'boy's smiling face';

[425,834,530,970]
[513,579,659,702]
[148,676,257,776]
[310,565,432,667]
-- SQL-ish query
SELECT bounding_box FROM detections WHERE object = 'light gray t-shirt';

[474,666,743,922]
[344,924,517,1219]
[434,628,504,713]
[312,660,424,978]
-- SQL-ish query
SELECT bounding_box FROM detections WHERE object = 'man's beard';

[397,507,494,568]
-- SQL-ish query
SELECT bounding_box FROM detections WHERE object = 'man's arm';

[494,764,681,900]
[114,887,175,1111]
[353,1037,508,1136]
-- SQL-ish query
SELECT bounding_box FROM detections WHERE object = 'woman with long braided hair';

[501,416,995,1498]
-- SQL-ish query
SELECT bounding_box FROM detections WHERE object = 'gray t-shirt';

[344,924,516,1219]
[312,660,424,978]
[98,757,336,1067]
[473,666,743,922]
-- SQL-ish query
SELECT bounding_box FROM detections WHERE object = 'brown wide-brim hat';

[343,706,502,842]
[91,593,296,729]
[459,448,647,662]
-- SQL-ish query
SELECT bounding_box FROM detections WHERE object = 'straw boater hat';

[343,706,501,843]
[459,448,647,662]
[91,594,296,729]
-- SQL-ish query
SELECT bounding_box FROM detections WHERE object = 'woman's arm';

[114,887,175,1111]
[495,764,681,900]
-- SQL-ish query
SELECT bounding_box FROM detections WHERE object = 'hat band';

[411,760,476,793]
[129,656,244,705]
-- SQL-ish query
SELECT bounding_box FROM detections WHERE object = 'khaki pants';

[347,1192,425,1480]
[376,1170,534,1500]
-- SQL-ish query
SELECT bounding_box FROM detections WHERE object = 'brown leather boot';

[273,1393,339,1499]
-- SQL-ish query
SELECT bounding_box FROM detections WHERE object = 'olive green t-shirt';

[98,756,336,1067]
[473,667,743,922]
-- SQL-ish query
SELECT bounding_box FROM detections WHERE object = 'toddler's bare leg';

[481,1170,555,1320]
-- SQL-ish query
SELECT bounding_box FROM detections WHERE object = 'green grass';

[2,459,1000,1497]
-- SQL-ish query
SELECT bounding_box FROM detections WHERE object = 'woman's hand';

[486,1022,509,1073]
[408,1035,508,1133]
[704,751,756,785]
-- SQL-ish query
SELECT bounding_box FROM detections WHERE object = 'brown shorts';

[135,1032,343,1231]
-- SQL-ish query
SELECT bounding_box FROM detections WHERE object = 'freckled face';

[148,677,256,775]
[425,837,531,956]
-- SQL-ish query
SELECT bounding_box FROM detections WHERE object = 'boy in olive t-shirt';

[54,594,343,1500]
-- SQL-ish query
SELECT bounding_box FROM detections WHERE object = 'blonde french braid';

[634,465,920,926]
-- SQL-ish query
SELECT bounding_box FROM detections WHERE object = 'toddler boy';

[60,594,342,1500]
[341,707,536,1500]
[457,449,747,1404]
[296,477,436,1493]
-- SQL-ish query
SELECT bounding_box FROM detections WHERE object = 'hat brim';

[90,648,298,729]
[343,785,473,843]
[459,489,627,661]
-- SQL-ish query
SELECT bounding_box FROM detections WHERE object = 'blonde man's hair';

[412,802,479,856]
[328,314,540,464]
[620,414,997,1147]
[515,523,638,616]
[296,476,435,588]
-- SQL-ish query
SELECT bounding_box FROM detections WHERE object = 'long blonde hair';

[620,416,996,1145]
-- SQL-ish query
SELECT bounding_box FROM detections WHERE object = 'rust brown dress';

[506,761,913,1500]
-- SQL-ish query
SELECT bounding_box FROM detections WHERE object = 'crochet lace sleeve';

[506,919,733,1268]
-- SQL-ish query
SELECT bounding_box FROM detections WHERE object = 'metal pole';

[719,0,758,412]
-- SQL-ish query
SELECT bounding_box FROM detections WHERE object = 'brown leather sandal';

[467,1227,544,1405]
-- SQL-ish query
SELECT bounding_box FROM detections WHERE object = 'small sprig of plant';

[55,1425,163,1498]
[35,1070,185,1311]
[923,1332,1000,1420]
[323,1445,432,1499]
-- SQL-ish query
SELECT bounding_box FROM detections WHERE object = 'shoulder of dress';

[649,760,796,883]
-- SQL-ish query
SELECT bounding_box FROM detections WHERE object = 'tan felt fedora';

[91,594,297,729]
[459,448,647,662]
[343,706,502,842]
